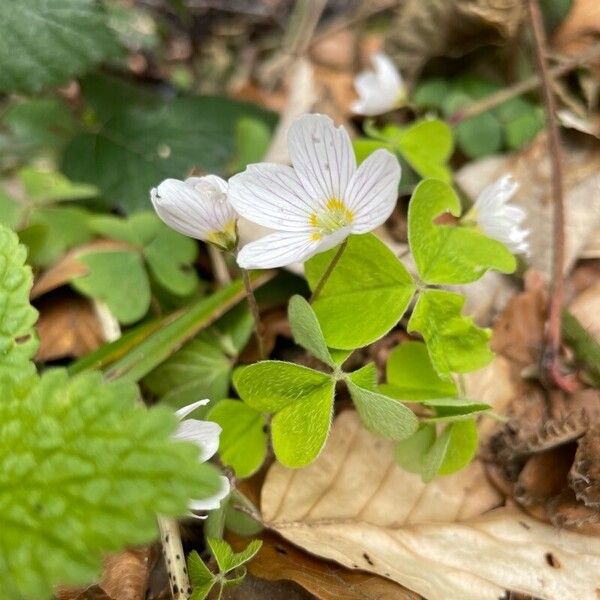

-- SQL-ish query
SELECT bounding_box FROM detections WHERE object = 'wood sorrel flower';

[175,400,229,511]
[151,175,238,252]
[229,114,401,268]
[351,53,406,116]
[470,175,530,255]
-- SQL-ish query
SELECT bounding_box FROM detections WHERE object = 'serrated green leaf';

[18,167,98,204]
[408,179,516,284]
[288,294,334,366]
[408,289,493,376]
[305,234,416,349]
[190,580,216,600]
[382,341,457,401]
[0,369,222,600]
[62,86,275,213]
[271,380,335,467]
[71,249,151,325]
[0,226,38,382]
[208,537,235,573]
[188,550,216,585]
[226,540,262,572]
[234,361,332,412]
[347,374,418,442]
[394,424,436,474]
[207,400,268,478]
[395,119,453,183]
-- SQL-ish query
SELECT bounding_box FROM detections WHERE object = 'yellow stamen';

[308,197,354,238]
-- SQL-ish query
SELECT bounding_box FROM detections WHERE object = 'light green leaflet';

[408,178,516,284]
[305,234,415,350]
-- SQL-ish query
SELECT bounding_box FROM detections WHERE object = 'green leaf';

[395,119,453,184]
[225,539,262,572]
[0,369,222,600]
[208,537,262,574]
[352,138,391,164]
[413,78,451,109]
[62,87,275,213]
[188,551,217,600]
[71,249,151,325]
[225,490,263,536]
[455,112,503,158]
[0,189,23,229]
[271,380,335,468]
[422,397,491,422]
[437,419,478,476]
[0,0,121,94]
[422,425,452,482]
[408,289,493,376]
[394,424,436,474]
[408,179,516,284]
[347,371,419,441]
[234,361,332,412]
[232,117,272,171]
[0,226,38,382]
[19,167,98,204]
[504,108,544,150]
[305,234,416,349]
[207,400,268,478]
[288,294,335,367]
[381,341,457,401]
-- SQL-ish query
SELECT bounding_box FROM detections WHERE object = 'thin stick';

[208,245,231,286]
[158,517,191,600]
[310,239,348,303]
[241,268,266,359]
[449,44,600,125]
[526,0,571,390]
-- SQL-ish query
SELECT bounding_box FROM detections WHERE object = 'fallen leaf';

[553,0,600,56]
[100,548,151,600]
[229,531,419,600]
[261,411,600,600]
[36,291,104,361]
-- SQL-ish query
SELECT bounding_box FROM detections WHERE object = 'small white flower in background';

[352,53,406,117]
[151,175,238,251]
[175,399,229,512]
[471,175,530,255]
[229,113,401,269]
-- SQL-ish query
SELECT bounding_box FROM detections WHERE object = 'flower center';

[309,198,353,240]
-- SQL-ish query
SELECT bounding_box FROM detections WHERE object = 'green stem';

[562,309,600,387]
[310,238,348,303]
[241,268,266,360]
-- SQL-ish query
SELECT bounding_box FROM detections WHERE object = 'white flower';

[175,399,230,512]
[229,114,401,269]
[472,175,529,255]
[151,175,238,251]
[352,53,406,116]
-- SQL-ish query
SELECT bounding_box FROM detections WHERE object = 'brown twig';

[526,0,575,391]
[310,239,348,303]
[449,44,600,125]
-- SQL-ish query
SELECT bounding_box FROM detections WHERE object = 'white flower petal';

[352,53,404,116]
[187,174,228,194]
[237,231,321,269]
[287,114,356,206]
[175,419,221,462]
[175,399,210,420]
[372,53,403,91]
[189,475,230,512]
[346,149,401,233]
[228,164,315,232]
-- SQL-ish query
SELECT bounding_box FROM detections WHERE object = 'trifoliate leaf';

[271,380,335,467]
[208,537,262,573]
[0,0,121,94]
[0,226,38,382]
[347,370,418,442]
[395,119,453,184]
[394,424,436,474]
[18,167,98,204]
[89,212,160,246]
[408,179,516,284]
[287,294,335,367]
[188,551,217,600]
[233,361,332,412]
[207,400,268,478]
[381,341,457,401]
[0,369,222,600]
[305,234,416,349]
[408,289,493,376]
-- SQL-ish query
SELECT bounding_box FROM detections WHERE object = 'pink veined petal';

[287,114,356,208]
[236,231,321,269]
[228,163,316,232]
[189,476,230,511]
[175,399,210,420]
[175,419,221,462]
[345,149,401,233]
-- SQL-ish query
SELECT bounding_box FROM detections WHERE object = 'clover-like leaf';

[408,179,516,284]
[207,400,268,478]
[0,369,222,600]
[288,294,335,367]
[408,289,493,376]
[422,397,491,422]
[347,367,418,442]
[18,167,98,204]
[394,424,436,475]
[381,341,457,401]
[305,234,416,349]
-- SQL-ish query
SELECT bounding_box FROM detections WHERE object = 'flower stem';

[310,238,348,303]
[158,516,191,600]
[526,0,574,391]
[241,268,266,359]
